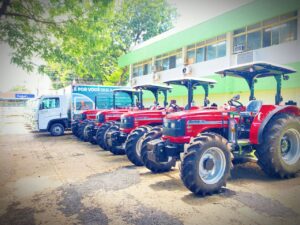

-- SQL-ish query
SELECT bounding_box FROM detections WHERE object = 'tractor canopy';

[164,77,217,109]
[133,83,172,108]
[216,61,296,104]
[112,88,141,109]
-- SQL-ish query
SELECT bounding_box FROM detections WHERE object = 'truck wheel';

[125,126,152,166]
[180,133,232,196]
[256,114,300,178]
[50,123,65,136]
[107,124,125,155]
[96,122,114,150]
[141,127,176,173]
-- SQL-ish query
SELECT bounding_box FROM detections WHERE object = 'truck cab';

[33,95,70,136]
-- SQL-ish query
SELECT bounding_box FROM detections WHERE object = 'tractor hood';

[98,109,129,116]
[165,108,229,120]
[121,109,166,118]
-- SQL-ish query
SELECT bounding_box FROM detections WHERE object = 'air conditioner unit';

[131,78,137,86]
[153,73,161,82]
[237,51,254,64]
[182,65,192,76]
[234,44,245,54]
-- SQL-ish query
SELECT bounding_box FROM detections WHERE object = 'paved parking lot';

[0,107,300,225]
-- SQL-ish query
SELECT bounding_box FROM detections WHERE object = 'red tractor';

[145,62,300,195]
[119,79,216,167]
[84,88,142,145]
[71,109,102,139]
[104,84,172,156]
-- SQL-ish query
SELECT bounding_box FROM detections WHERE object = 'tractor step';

[237,139,250,146]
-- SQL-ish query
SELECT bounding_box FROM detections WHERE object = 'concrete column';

[226,31,234,66]
[182,46,187,66]
[151,57,155,72]
[129,64,133,86]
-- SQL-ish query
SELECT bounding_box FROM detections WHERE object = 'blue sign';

[15,94,35,99]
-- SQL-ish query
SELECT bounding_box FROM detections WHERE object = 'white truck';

[28,85,129,136]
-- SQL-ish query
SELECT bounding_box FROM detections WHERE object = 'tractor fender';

[250,105,300,145]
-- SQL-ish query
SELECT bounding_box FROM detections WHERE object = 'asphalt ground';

[0,107,299,225]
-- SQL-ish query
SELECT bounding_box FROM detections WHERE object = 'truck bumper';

[147,139,184,162]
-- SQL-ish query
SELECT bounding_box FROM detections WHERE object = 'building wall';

[126,6,300,107]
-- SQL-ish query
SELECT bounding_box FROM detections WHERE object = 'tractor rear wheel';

[125,126,152,166]
[96,122,114,150]
[141,127,176,173]
[106,124,125,155]
[180,133,232,196]
[256,114,300,178]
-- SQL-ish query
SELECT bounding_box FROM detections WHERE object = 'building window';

[132,60,152,77]
[187,34,226,64]
[233,11,298,54]
[155,49,182,72]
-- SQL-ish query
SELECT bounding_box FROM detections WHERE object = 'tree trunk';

[117,67,128,86]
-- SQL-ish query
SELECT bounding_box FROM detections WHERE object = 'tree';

[10,85,29,92]
[1,0,176,87]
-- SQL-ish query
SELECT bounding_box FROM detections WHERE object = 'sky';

[0,0,252,94]
[0,43,52,95]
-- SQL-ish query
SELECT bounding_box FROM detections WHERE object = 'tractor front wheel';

[256,114,300,178]
[96,122,114,150]
[141,127,176,173]
[83,123,93,142]
[180,133,232,196]
[125,126,152,166]
[78,122,87,141]
[106,124,125,155]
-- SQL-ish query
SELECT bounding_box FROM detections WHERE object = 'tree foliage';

[10,85,29,92]
[0,0,176,88]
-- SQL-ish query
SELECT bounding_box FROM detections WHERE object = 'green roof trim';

[118,0,300,67]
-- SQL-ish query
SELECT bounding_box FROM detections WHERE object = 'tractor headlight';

[120,116,134,129]
[97,113,105,123]
[170,122,176,129]
[163,118,186,136]
[81,113,87,121]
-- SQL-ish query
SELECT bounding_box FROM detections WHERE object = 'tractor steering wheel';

[228,98,243,109]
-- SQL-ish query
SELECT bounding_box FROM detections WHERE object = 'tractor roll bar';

[164,77,216,110]
[112,88,142,109]
[216,61,296,105]
[133,84,172,108]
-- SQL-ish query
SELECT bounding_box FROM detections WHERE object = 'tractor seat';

[240,100,263,117]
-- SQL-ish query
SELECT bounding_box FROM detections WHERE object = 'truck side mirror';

[39,102,44,110]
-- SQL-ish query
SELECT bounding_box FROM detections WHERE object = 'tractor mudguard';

[250,105,300,145]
